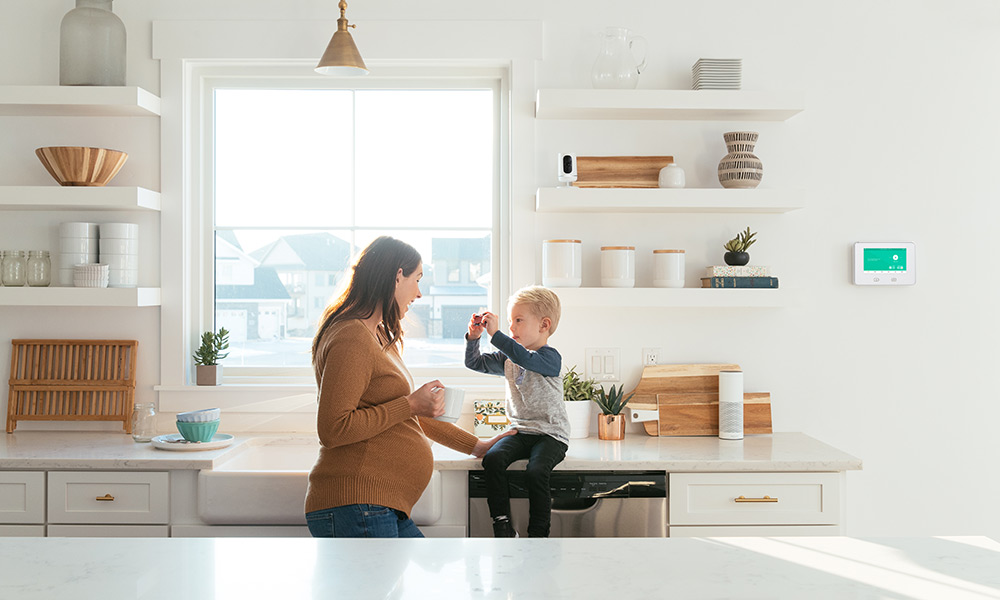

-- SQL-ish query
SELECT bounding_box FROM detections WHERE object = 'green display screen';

[864,248,906,271]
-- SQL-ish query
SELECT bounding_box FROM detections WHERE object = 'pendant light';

[315,0,369,75]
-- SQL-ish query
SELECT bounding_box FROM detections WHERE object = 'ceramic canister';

[542,239,582,287]
[653,249,685,288]
[600,246,635,287]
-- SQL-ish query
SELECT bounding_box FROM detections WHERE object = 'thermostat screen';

[864,248,907,272]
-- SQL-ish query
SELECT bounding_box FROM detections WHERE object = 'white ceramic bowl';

[99,238,139,254]
[108,269,138,287]
[59,237,98,254]
[176,408,221,423]
[74,263,109,276]
[58,222,99,238]
[102,254,139,271]
[57,253,98,269]
[74,277,109,288]
[100,223,139,239]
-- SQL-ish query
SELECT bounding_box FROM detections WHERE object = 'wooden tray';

[572,155,674,188]
[6,339,138,433]
[627,364,772,436]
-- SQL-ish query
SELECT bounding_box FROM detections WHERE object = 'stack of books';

[692,58,742,90]
[702,265,778,288]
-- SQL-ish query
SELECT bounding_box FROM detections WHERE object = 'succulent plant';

[193,327,230,366]
[723,227,757,253]
[593,384,634,416]
[563,366,598,402]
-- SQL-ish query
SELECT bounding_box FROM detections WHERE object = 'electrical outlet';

[585,347,621,382]
[642,347,661,366]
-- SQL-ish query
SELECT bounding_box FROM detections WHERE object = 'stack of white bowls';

[73,263,109,288]
[57,222,98,286]
[99,223,138,288]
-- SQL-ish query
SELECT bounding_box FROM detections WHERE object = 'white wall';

[1,0,999,540]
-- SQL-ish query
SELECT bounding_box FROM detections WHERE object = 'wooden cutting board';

[572,155,674,188]
[626,364,773,436]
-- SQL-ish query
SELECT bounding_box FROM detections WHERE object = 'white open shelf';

[0,186,160,211]
[0,85,161,117]
[554,287,793,308]
[535,89,804,121]
[536,187,803,214]
[0,287,161,307]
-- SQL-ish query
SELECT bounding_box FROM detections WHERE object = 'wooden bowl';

[35,146,128,187]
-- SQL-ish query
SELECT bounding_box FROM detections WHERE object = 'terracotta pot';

[597,414,626,440]
[196,364,222,386]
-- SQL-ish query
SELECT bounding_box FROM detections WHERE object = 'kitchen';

[1,0,999,597]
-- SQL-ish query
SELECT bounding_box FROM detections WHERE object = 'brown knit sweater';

[305,319,479,517]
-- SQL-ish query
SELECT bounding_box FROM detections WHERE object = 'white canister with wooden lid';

[653,249,685,288]
[600,245,635,288]
[542,239,582,287]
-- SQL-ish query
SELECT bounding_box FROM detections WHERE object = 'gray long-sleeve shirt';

[465,331,570,445]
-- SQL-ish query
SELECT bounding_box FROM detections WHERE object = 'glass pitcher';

[592,27,648,89]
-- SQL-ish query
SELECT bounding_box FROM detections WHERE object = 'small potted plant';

[593,384,634,441]
[193,327,229,386]
[723,226,757,266]
[563,366,598,439]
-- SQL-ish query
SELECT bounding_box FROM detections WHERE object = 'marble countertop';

[1,536,997,599]
[0,431,862,472]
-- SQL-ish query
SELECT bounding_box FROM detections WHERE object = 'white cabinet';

[47,472,169,531]
[0,85,161,308]
[669,472,843,536]
[47,525,170,537]
[0,472,45,524]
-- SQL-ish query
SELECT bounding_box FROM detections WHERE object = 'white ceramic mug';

[435,387,465,423]
[600,246,635,287]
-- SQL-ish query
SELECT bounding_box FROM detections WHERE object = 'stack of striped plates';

[692,58,742,90]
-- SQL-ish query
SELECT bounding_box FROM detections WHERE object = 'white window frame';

[152,20,540,412]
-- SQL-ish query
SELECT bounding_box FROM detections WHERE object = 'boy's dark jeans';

[482,432,568,537]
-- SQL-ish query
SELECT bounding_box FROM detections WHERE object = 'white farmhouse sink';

[198,436,442,525]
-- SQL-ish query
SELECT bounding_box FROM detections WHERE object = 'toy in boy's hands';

[472,313,485,327]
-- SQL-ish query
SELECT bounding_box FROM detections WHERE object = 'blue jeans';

[305,504,424,538]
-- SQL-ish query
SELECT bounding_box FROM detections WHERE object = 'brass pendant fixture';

[315,0,368,75]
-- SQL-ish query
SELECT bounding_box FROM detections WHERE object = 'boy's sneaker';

[492,516,517,538]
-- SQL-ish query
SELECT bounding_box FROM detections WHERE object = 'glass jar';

[0,251,5,287]
[27,250,51,287]
[59,0,126,86]
[2,250,27,287]
[131,402,157,443]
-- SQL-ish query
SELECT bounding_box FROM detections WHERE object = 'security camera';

[557,153,577,186]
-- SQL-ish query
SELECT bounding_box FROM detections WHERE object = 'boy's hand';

[481,311,499,336]
[467,313,486,340]
[472,428,517,458]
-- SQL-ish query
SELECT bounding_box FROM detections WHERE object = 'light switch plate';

[585,347,620,382]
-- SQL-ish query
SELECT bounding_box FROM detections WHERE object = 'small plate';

[151,433,235,451]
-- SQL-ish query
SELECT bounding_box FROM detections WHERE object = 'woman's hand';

[406,381,445,419]
[471,428,517,458]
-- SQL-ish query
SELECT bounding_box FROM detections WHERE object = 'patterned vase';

[717,131,763,189]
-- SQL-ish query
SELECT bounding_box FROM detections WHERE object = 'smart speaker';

[718,370,744,440]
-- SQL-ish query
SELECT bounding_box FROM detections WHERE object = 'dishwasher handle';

[592,480,657,498]
[550,497,602,513]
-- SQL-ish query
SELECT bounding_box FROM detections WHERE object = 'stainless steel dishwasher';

[468,470,666,537]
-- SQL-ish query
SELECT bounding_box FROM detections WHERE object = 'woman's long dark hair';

[312,236,422,361]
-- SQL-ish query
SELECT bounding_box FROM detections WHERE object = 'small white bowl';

[176,408,221,423]
[100,223,139,239]
[74,276,109,288]
[58,222,99,238]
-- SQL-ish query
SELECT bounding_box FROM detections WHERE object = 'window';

[207,72,501,378]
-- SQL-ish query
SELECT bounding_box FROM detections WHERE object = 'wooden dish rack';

[6,339,138,433]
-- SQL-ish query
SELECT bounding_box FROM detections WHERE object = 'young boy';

[465,286,570,538]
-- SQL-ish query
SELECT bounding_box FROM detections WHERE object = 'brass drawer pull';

[735,495,777,503]
[96,494,115,502]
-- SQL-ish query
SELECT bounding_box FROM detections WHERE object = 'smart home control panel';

[853,242,915,285]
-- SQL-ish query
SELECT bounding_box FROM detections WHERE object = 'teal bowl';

[176,419,220,442]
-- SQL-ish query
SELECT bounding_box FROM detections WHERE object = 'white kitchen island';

[1,536,998,599]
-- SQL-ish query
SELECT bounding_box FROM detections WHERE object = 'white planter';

[565,401,594,439]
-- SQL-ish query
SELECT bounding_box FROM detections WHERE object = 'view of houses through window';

[211,83,497,371]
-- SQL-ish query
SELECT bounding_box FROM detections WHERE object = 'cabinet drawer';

[0,525,47,537]
[48,525,170,537]
[47,472,169,524]
[669,472,841,526]
[0,472,45,524]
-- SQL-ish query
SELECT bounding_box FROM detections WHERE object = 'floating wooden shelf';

[0,186,160,211]
[0,85,161,117]
[0,287,161,307]
[554,287,793,308]
[535,89,804,121]
[536,187,803,214]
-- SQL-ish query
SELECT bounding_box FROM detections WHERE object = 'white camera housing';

[557,153,577,185]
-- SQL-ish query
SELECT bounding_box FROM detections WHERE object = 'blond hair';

[508,286,562,335]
